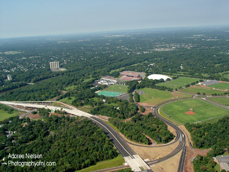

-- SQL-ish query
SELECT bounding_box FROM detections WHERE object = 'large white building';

[98,75,118,85]
[147,74,171,81]
[7,74,12,81]
[49,61,59,69]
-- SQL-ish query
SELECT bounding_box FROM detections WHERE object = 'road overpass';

[0,101,151,172]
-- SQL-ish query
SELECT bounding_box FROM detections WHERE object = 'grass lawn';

[105,85,128,93]
[159,107,182,125]
[109,67,126,74]
[208,83,229,90]
[214,163,220,172]
[77,105,93,113]
[0,109,22,121]
[138,88,191,105]
[181,86,225,95]
[77,154,124,172]
[59,97,75,105]
[208,97,229,106]
[83,77,94,83]
[65,85,77,91]
[157,77,200,89]
[162,99,229,124]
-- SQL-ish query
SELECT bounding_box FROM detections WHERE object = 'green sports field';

[157,77,199,89]
[181,86,225,95]
[78,154,124,172]
[105,85,128,93]
[98,91,123,97]
[208,83,229,90]
[138,88,191,105]
[162,99,229,124]
[0,109,22,121]
[208,97,229,106]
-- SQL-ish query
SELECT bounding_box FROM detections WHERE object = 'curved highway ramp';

[0,101,152,172]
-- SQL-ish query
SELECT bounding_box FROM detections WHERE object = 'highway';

[0,101,152,172]
[147,105,186,172]
[1,98,191,172]
[132,91,188,172]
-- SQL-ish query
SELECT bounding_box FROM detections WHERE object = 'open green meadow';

[105,85,128,93]
[77,105,94,113]
[138,88,191,105]
[157,77,199,89]
[162,99,229,124]
[65,85,77,91]
[77,154,124,172]
[83,77,94,83]
[208,83,229,90]
[181,86,225,95]
[208,97,229,106]
[0,109,22,121]
[59,97,75,105]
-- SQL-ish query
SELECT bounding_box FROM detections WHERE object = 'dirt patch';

[184,147,211,172]
[95,115,109,121]
[124,115,136,122]
[128,140,180,160]
[49,113,63,117]
[178,125,211,172]
[150,150,182,172]
[138,102,153,107]
[29,113,41,119]
[138,108,152,115]
[185,111,196,115]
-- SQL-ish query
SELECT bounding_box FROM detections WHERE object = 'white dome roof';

[147,74,171,81]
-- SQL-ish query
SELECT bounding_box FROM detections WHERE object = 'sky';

[0,0,229,38]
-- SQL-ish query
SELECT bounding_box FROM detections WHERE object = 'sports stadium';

[147,74,171,81]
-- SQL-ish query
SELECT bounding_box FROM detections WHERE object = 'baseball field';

[157,77,199,89]
[162,99,229,124]
[138,88,191,106]
[208,83,229,90]
[208,97,229,106]
[181,85,225,95]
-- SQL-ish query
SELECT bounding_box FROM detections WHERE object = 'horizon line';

[1,24,229,40]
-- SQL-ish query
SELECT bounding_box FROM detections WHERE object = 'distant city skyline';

[0,0,229,38]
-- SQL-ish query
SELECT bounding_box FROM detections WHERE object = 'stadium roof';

[147,74,171,81]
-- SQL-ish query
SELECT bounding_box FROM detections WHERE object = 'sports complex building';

[147,74,171,81]
[98,76,118,85]
[119,71,145,81]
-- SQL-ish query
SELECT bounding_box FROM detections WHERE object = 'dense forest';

[110,113,174,144]
[0,27,229,171]
[185,117,229,172]
[0,116,118,171]
[1,27,229,102]
[91,100,138,119]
